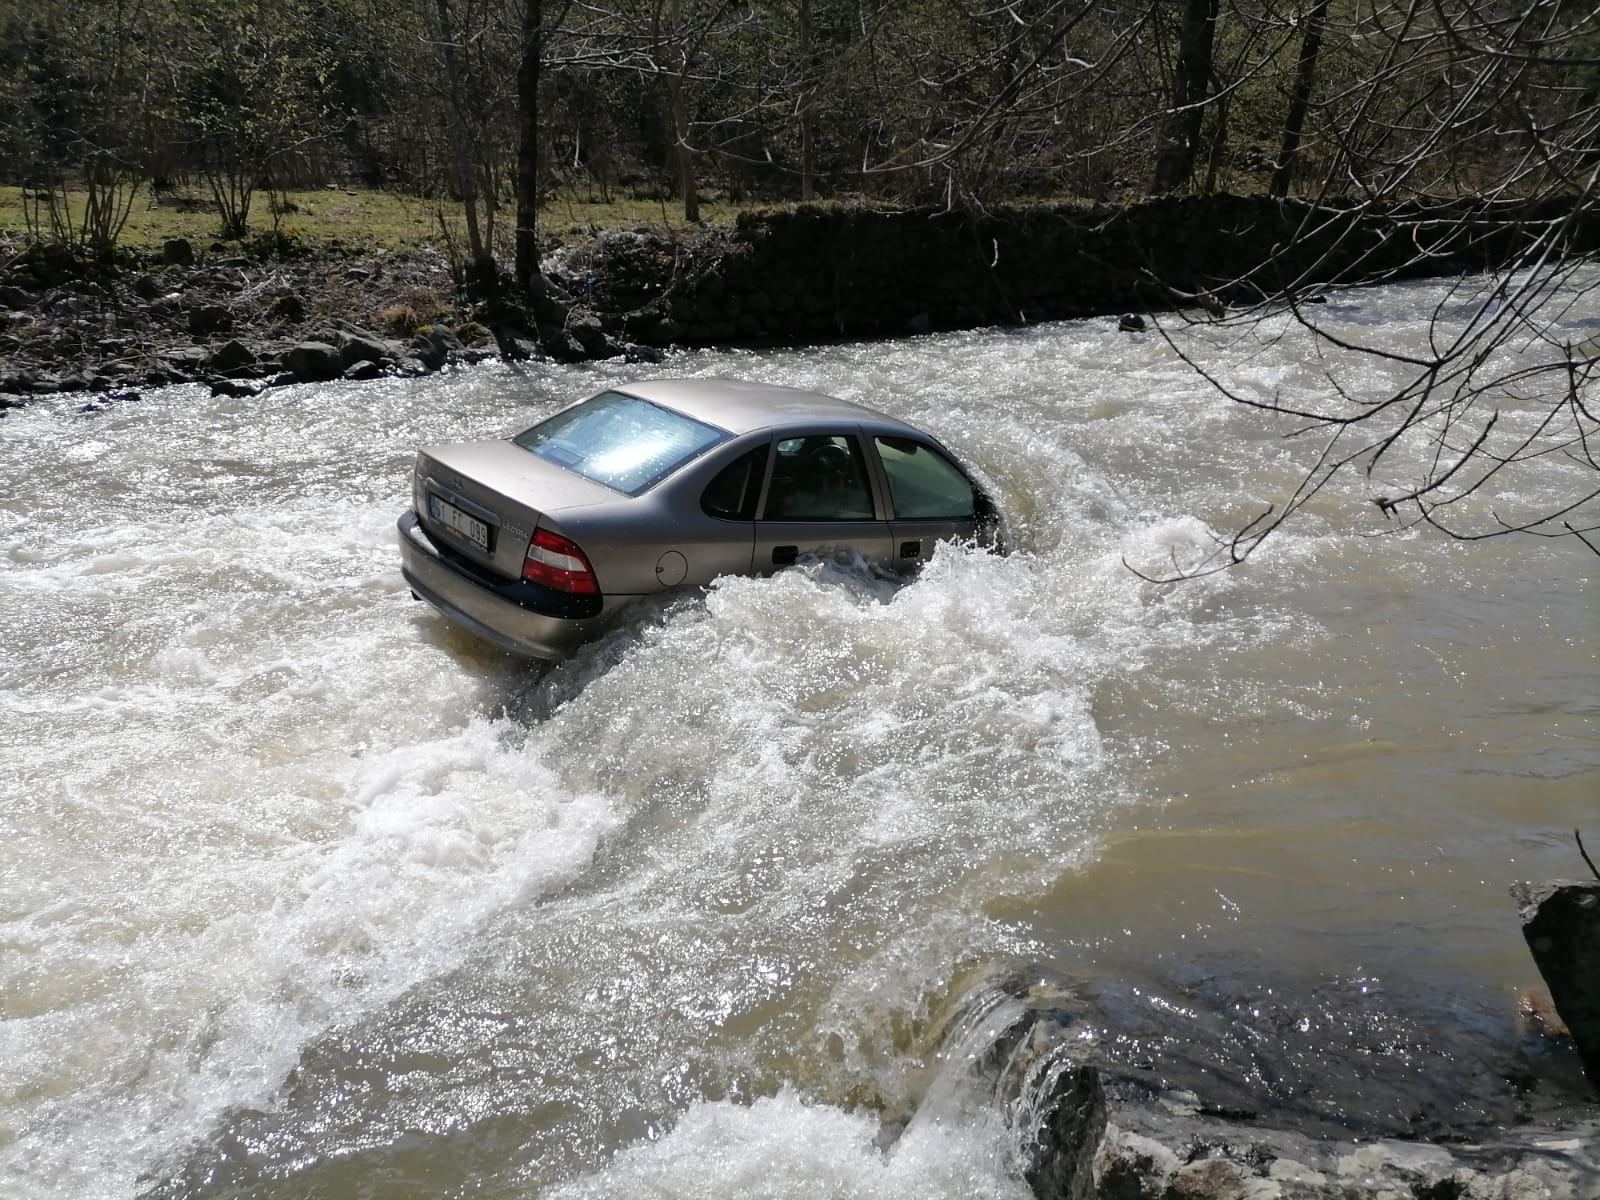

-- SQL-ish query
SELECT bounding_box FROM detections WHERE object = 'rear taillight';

[522,528,599,594]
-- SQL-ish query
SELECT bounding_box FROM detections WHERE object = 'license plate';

[428,494,492,551]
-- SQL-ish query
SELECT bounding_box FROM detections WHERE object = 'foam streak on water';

[1,275,1595,1199]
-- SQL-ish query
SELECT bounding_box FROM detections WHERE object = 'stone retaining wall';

[568,194,1599,348]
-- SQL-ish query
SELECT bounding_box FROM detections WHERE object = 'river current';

[2,274,1596,1199]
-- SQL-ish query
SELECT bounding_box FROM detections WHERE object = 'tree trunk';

[436,0,489,270]
[515,0,545,297]
[1270,0,1329,199]
[670,76,700,222]
[799,0,814,202]
[655,0,699,223]
[1150,0,1220,195]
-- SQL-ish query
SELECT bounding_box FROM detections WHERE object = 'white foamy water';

[1,274,1595,1199]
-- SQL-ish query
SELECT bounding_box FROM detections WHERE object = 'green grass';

[0,184,766,256]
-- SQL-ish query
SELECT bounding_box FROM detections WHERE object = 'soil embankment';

[4,193,1595,412]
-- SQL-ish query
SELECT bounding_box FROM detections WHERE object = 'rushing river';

[2,274,1596,1200]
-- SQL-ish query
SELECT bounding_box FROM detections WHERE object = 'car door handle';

[899,540,922,559]
[772,545,799,566]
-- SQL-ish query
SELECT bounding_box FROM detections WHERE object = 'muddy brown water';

[2,273,1595,1199]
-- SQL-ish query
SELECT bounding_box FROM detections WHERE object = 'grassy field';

[0,185,762,254]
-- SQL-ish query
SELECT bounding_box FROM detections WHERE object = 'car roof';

[614,377,926,439]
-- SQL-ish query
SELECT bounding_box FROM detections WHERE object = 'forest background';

[3,0,1598,278]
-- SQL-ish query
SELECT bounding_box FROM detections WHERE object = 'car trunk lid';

[414,440,618,581]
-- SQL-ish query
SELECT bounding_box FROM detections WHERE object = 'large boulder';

[901,967,1106,1200]
[1513,879,1600,1092]
[338,334,392,370]
[567,312,622,359]
[285,341,344,383]
[411,325,464,370]
[204,339,258,376]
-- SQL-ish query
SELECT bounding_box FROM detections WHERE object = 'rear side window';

[874,436,975,519]
[702,445,768,520]
[514,391,730,496]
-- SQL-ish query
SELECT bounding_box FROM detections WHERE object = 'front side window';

[762,435,876,521]
[874,436,975,519]
[514,391,730,496]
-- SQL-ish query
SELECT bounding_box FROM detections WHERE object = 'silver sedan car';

[397,377,1003,659]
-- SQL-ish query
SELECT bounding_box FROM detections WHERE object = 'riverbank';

[1089,1099,1600,1199]
[923,963,1599,1200]
[4,191,1595,412]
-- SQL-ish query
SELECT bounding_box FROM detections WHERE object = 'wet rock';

[1118,313,1146,332]
[907,968,1107,1200]
[1,371,41,395]
[1096,1129,1180,1199]
[1096,1106,1600,1200]
[549,331,592,362]
[490,330,540,362]
[412,325,465,370]
[205,339,258,376]
[1023,1063,1105,1200]
[419,324,463,352]
[623,343,665,364]
[209,378,262,399]
[161,238,195,267]
[188,304,233,336]
[342,360,383,381]
[1166,1157,1247,1200]
[143,362,192,388]
[162,345,210,371]
[1517,985,1571,1038]
[1513,880,1600,1092]
[285,341,343,383]
[568,313,621,358]
[338,335,391,369]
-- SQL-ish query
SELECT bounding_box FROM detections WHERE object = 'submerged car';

[397,377,1003,659]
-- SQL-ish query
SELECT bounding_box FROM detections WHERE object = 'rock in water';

[905,966,1106,1200]
[285,342,343,383]
[1020,1061,1105,1200]
[1512,880,1600,1093]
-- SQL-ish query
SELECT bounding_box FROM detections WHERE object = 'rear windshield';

[513,391,730,496]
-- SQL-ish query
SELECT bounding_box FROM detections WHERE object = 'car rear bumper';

[397,511,623,660]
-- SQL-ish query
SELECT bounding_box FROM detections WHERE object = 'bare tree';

[1151,0,1220,194]
[1127,0,1600,576]
[6,0,163,260]
[1269,0,1330,199]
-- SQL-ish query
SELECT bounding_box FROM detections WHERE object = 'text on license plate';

[429,495,492,551]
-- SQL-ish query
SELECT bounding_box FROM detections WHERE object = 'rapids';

[1,273,1595,1199]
